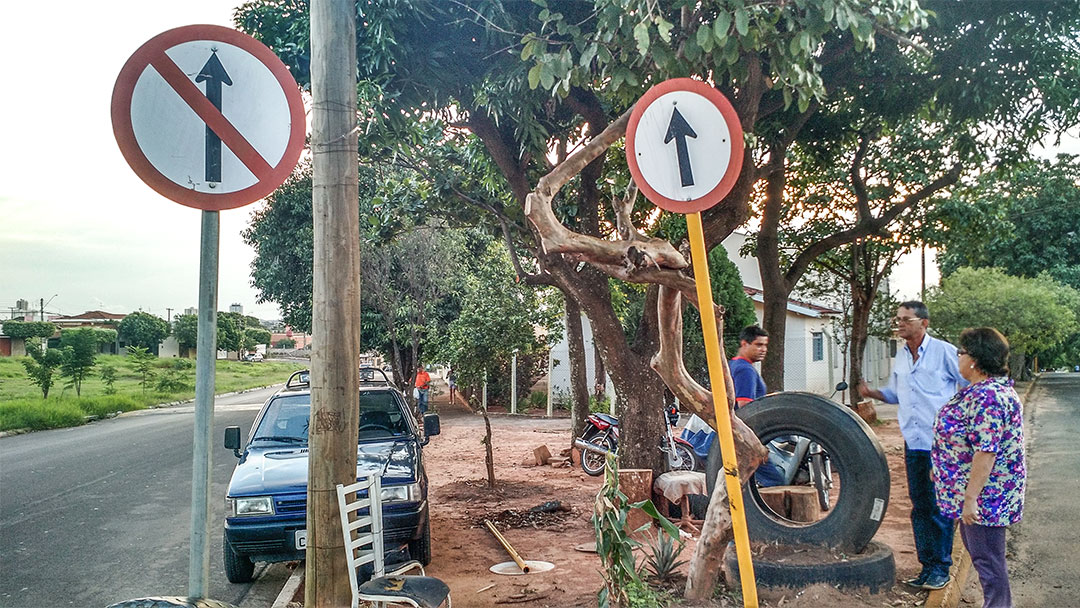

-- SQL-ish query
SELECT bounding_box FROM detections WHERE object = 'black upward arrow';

[664,106,698,187]
[195,51,233,183]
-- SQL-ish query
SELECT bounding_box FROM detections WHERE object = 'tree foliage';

[173,314,198,350]
[126,345,157,392]
[118,312,170,350]
[59,328,110,396]
[927,267,1080,368]
[933,155,1080,290]
[22,342,63,399]
[217,312,244,355]
[2,321,56,339]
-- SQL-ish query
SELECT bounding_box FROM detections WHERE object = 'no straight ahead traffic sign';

[111,25,305,211]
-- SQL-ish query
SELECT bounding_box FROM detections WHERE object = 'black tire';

[580,434,614,477]
[669,441,698,472]
[223,536,255,584]
[724,540,896,593]
[408,511,432,565]
[706,392,890,553]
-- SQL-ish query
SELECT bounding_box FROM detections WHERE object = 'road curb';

[270,565,303,608]
[925,373,1040,608]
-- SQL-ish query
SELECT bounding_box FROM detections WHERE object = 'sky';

[1,3,1077,323]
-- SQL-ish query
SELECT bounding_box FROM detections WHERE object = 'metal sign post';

[112,24,304,599]
[626,77,757,606]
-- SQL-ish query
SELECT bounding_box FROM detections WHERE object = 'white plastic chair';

[336,477,451,608]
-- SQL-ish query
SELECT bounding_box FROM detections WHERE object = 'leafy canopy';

[118,312,170,350]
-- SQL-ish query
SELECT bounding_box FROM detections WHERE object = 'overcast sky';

[1,3,1076,322]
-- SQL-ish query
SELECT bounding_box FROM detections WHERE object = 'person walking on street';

[447,368,457,404]
[414,364,431,415]
[859,301,966,590]
[730,325,784,486]
[932,327,1025,608]
[731,325,769,408]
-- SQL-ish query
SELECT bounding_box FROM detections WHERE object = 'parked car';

[221,368,440,583]
[243,352,263,362]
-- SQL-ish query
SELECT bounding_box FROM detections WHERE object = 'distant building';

[229,303,244,315]
[184,307,198,316]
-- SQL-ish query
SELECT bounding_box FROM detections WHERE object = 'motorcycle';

[755,382,847,511]
[573,405,699,476]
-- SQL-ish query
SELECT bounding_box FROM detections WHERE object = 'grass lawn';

[0,354,307,432]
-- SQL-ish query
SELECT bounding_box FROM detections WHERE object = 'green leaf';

[656,16,674,42]
[714,11,732,41]
[698,24,714,52]
[734,8,749,36]
[527,64,541,89]
[580,43,598,68]
[633,21,650,55]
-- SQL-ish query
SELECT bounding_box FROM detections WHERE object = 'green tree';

[275,337,296,349]
[1,321,56,340]
[118,312,170,351]
[59,328,106,396]
[100,365,118,395]
[216,312,243,356]
[244,327,272,352]
[927,268,1080,377]
[22,342,64,398]
[933,155,1080,290]
[173,314,198,352]
[126,345,157,392]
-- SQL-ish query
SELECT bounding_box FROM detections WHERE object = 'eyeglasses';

[891,316,922,324]
[958,349,968,356]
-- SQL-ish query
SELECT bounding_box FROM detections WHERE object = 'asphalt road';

[1009,371,1080,606]
[0,386,287,608]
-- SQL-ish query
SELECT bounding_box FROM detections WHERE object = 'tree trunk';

[848,280,873,405]
[482,406,496,488]
[593,342,606,400]
[760,288,789,391]
[565,297,591,446]
[757,153,790,391]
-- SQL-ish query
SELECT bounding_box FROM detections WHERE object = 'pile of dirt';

[473,504,575,530]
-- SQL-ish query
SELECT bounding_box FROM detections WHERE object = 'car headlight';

[380,483,421,504]
[228,496,275,516]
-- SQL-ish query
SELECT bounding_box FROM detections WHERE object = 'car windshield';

[251,391,411,445]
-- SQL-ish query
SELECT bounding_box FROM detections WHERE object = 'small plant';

[126,346,157,392]
[171,358,195,370]
[643,530,687,584]
[100,365,117,395]
[526,390,547,409]
[156,369,191,393]
[22,342,63,399]
[589,393,611,413]
[593,454,681,608]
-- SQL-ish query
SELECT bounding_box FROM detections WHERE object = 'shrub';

[156,369,191,393]
[526,390,547,409]
[171,358,195,370]
[100,365,117,395]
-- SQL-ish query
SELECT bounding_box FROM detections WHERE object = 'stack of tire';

[705,392,895,593]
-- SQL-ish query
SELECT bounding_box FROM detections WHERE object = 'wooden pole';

[307,1,361,606]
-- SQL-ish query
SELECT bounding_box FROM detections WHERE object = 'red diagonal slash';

[149,52,274,181]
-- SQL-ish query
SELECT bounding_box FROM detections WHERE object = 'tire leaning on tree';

[705,392,890,554]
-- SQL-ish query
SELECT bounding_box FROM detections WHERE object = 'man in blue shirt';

[731,325,768,408]
[729,325,785,486]
[860,301,965,591]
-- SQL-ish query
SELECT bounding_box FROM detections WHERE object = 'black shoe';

[921,573,950,590]
[902,572,928,587]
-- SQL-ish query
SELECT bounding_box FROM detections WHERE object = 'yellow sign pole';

[686,211,758,607]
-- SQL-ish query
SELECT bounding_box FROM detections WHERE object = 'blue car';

[221,368,439,583]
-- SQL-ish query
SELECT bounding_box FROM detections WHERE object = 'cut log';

[787,486,822,522]
[854,400,878,424]
[757,487,789,517]
[533,445,552,466]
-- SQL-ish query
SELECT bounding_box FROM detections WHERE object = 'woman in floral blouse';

[932,327,1025,608]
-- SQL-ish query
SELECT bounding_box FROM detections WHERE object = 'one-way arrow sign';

[664,106,698,187]
[195,51,233,183]
[625,78,744,214]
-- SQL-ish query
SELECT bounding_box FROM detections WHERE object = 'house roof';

[52,311,127,323]
[742,286,842,318]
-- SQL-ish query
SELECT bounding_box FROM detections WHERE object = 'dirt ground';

[409,384,936,608]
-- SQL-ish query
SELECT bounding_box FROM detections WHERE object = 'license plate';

[295,529,307,550]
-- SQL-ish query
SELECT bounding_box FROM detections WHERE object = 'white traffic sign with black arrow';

[626,78,744,213]
[112,24,305,211]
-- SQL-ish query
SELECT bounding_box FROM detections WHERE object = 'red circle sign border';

[626,78,744,214]
[111,24,306,211]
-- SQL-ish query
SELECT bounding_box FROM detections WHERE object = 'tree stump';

[755,486,822,522]
[854,400,878,424]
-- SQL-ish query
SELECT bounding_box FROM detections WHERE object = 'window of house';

[812,332,824,361]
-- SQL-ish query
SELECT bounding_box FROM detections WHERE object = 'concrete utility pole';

[307,1,361,606]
